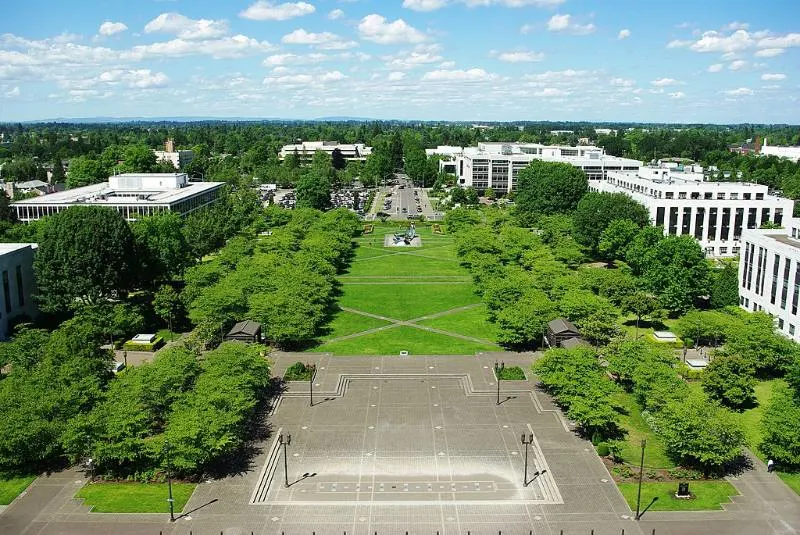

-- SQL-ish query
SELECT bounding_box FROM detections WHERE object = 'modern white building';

[738,219,800,342]
[760,138,800,163]
[448,142,641,194]
[153,139,194,169]
[279,141,372,162]
[590,166,794,257]
[12,173,224,222]
[0,243,37,339]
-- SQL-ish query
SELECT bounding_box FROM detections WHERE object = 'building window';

[744,193,751,200]
[792,264,800,315]
[694,208,705,240]
[730,193,739,200]
[761,209,771,226]
[720,247,728,254]
[669,207,679,235]
[682,208,691,235]
[678,192,687,200]
[748,208,758,229]
[756,193,764,200]
[721,208,731,241]
[779,318,785,330]
[771,254,781,304]
[708,208,718,241]
[704,192,713,200]
[717,192,726,200]
[791,325,796,336]
[690,192,700,199]
[781,259,791,309]
[1,271,9,313]
[733,247,740,254]
[665,192,674,199]
[734,208,744,240]
[15,265,23,307]
[655,207,665,227]
[775,208,784,226]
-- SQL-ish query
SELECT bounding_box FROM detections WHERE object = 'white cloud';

[618,29,631,40]
[728,60,747,71]
[240,1,315,21]
[708,63,723,72]
[98,21,128,37]
[126,69,170,88]
[669,91,685,99]
[144,12,228,40]
[281,29,358,50]
[755,48,784,57]
[534,87,568,97]
[262,53,334,66]
[328,9,345,20]
[520,24,534,35]
[387,71,406,81]
[690,29,755,53]
[723,87,754,96]
[724,22,749,31]
[129,35,276,60]
[384,46,444,69]
[651,77,681,87]
[547,14,595,35]
[358,14,427,44]
[263,70,347,85]
[3,86,20,98]
[495,50,544,62]
[523,69,589,82]
[761,73,786,81]
[422,68,497,82]
[610,78,635,87]
[757,33,800,49]
[403,0,449,11]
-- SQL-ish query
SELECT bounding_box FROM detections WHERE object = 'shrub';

[284,361,314,381]
[667,467,703,480]
[122,337,164,352]
[497,365,526,380]
[596,442,610,457]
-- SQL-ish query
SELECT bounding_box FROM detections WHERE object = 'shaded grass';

[75,482,196,513]
[316,326,498,356]
[617,481,738,511]
[731,379,783,455]
[613,390,676,469]
[338,283,481,321]
[0,475,36,505]
[417,305,497,342]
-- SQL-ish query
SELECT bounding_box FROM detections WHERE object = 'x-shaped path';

[326,303,494,345]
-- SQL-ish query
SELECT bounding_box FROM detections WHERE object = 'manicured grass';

[731,379,783,455]
[613,390,676,469]
[617,481,738,511]
[497,366,526,380]
[337,283,481,321]
[317,309,391,340]
[416,305,497,342]
[76,482,196,513]
[316,326,499,356]
[778,472,800,495]
[0,475,36,505]
[344,253,464,277]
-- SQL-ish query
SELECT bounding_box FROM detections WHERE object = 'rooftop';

[0,243,36,255]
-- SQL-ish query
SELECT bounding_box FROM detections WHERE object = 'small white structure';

[0,243,37,339]
[738,218,800,343]
[652,331,678,342]
[760,138,800,163]
[685,359,708,370]
[131,333,157,343]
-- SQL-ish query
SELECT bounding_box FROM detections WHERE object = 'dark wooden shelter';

[546,318,581,348]
[225,320,262,343]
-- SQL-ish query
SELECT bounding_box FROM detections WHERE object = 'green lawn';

[0,475,36,505]
[76,482,196,513]
[732,379,783,455]
[778,472,800,495]
[617,481,738,511]
[315,325,499,355]
[416,304,497,342]
[344,253,464,277]
[338,283,481,320]
[317,309,391,340]
[613,390,676,469]
[497,366,527,380]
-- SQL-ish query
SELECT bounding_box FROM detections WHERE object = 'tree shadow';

[174,498,218,520]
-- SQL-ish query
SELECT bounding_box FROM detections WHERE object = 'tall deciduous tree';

[132,212,193,284]
[598,219,640,263]
[34,207,138,312]
[572,192,650,252]
[66,156,107,189]
[120,144,158,173]
[639,235,710,314]
[760,383,800,468]
[515,161,588,223]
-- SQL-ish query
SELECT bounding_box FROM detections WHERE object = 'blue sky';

[0,0,798,123]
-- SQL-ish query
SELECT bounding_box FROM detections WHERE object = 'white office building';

[152,139,194,169]
[12,173,224,222]
[738,219,800,342]
[449,142,641,193]
[0,243,37,339]
[279,141,372,162]
[760,138,800,163]
[589,166,794,257]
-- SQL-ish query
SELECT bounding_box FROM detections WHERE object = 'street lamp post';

[164,441,175,522]
[308,363,317,407]
[279,433,292,487]
[635,439,647,521]
[521,433,534,487]
[494,361,504,405]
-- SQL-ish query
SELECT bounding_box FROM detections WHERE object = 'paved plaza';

[1,353,799,535]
